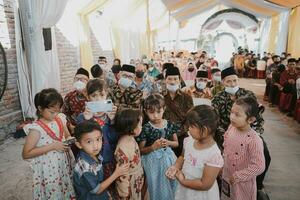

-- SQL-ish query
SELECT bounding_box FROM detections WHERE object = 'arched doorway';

[213,32,238,63]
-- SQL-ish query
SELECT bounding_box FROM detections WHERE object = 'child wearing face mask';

[221,97,265,200]
[136,94,179,200]
[76,79,120,197]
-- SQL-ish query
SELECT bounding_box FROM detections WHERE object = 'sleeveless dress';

[175,136,223,200]
[23,113,75,200]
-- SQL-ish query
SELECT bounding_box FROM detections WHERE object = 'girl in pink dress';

[221,96,265,200]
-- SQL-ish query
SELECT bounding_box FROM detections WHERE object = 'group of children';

[22,73,265,200]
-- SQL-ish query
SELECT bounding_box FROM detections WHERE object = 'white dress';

[175,136,223,200]
[23,113,75,200]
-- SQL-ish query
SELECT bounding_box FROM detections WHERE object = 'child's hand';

[83,107,93,120]
[161,138,169,147]
[229,176,236,184]
[107,105,117,121]
[176,170,185,182]
[151,138,164,151]
[51,141,69,152]
[114,163,130,177]
[165,165,178,179]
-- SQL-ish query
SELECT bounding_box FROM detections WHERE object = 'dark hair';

[91,64,103,78]
[143,93,165,112]
[272,55,280,60]
[114,109,142,135]
[34,88,63,117]
[186,105,219,137]
[288,58,297,64]
[98,56,106,60]
[86,79,107,96]
[234,96,259,119]
[74,120,102,141]
[114,58,121,65]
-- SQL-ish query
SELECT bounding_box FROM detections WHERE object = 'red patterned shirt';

[62,90,87,127]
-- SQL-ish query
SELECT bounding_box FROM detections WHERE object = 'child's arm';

[63,124,72,139]
[22,130,68,159]
[176,165,221,190]
[165,149,184,179]
[139,139,164,154]
[96,163,129,195]
[162,133,179,148]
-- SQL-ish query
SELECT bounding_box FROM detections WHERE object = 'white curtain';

[14,4,35,118]
[275,10,290,55]
[17,0,67,118]
[259,18,271,56]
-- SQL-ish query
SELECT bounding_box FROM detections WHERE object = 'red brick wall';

[0,1,115,140]
[0,0,22,140]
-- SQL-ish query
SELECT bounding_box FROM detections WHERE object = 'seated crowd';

[22,50,276,200]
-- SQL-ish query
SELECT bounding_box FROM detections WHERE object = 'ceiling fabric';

[266,0,300,8]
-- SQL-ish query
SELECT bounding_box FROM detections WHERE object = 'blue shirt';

[73,151,110,200]
[76,114,119,164]
[132,79,155,94]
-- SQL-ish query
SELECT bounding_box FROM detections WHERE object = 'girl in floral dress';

[136,93,178,200]
[166,105,223,200]
[114,109,146,200]
[22,88,75,200]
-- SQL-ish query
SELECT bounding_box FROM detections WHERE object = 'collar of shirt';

[78,150,103,166]
[165,89,183,99]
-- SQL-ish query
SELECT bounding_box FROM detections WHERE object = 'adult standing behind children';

[62,68,89,133]
[211,67,270,192]
[163,65,194,156]
[109,64,143,110]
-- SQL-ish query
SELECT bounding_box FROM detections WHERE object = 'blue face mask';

[119,77,132,88]
[196,81,206,90]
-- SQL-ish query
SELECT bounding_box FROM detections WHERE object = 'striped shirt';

[221,125,265,200]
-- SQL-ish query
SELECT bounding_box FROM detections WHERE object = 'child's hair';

[86,78,107,96]
[91,64,103,78]
[234,96,259,119]
[74,120,102,141]
[114,108,142,136]
[143,93,165,112]
[34,88,63,117]
[186,105,219,137]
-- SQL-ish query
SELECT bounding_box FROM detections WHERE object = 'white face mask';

[225,86,239,94]
[73,81,86,91]
[148,67,154,72]
[99,63,106,68]
[213,75,221,82]
[166,84,179,92]
[119,77,132,88]
[196,81,206,90]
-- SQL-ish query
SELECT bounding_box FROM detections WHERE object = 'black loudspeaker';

[43,28,52,51]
